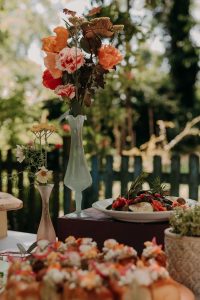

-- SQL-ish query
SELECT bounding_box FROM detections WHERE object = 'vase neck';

[37,184,54,204]
[67,115,86,131]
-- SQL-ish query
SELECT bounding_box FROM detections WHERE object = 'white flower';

[16,145,25,163]
[36,166,53,184]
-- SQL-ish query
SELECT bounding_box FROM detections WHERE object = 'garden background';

[0,0,200,233]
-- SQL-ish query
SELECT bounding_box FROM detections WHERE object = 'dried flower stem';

[75,23,79,102]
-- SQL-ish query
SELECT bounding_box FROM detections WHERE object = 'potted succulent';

[165,205,200,298]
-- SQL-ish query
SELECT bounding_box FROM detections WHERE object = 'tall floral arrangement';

[41,7,124,116]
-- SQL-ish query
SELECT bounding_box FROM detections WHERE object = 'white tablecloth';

[0,230,36,252]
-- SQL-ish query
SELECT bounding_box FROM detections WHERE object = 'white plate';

[92,197,198,223]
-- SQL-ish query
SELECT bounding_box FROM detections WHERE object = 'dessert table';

[57,208,170,253]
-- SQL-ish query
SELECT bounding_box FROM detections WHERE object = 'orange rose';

[44,52,62,79]
[98,45,123,70]
[42,26,69,53]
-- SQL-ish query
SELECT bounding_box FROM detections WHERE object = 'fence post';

[153,156,162,178]
[6,149,12,194]
[170,155,180,196]
[6,150,15,229]
[121,156,129,195]
[52,170,60,230]
[91,155,100,200]
[105,155,113,199]
[189,154,199,200]
[62,136,71,214]
[24,174,37,233]
[16,164,24,231]
[82,155,100,209]
[134,156,142,178]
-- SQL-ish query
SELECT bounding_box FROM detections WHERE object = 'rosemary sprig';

[150,177,167,195]
[126,172,148,199]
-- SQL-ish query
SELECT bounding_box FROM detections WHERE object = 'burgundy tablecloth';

[57,208,169,253]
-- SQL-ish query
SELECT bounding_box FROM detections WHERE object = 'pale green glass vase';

[64,115,92,213]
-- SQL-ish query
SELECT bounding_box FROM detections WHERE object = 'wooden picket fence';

[0,147,199,233]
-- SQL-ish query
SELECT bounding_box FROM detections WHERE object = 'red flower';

[62,124,71,133]
[42,69,62,90]
[55,144,63,149]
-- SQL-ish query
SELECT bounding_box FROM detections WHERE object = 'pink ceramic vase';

[37,184,56,242]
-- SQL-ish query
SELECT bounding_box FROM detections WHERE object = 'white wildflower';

[16,145,25,163]
[36,166,53,184]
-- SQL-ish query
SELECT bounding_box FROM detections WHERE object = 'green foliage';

[144,0,199,120]
[0,0,199,152]
[167,0,199,115]
[89,0,199,149]
[0,0,4,10]
[170,206,200,237]
[0,88,39,148]
[0,0,59,148]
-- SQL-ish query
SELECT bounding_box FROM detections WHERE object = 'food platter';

[92,197,197,223]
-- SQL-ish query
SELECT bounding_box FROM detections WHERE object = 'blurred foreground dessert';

[1,237,195,300]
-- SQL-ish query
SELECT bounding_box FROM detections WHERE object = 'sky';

[64,0,90,11]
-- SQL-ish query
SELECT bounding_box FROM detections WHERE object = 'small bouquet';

[16,123,56,184]
[41,7,124,116]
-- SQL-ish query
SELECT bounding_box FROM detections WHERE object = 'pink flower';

[56,47,85,73]
[55,84,76,99]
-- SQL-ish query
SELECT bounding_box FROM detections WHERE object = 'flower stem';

[39,132,44,165]
[75,22,79,103]
[44,132,48,168]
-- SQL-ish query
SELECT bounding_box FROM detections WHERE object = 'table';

[0,230,36,252]
[57,208,169,253]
